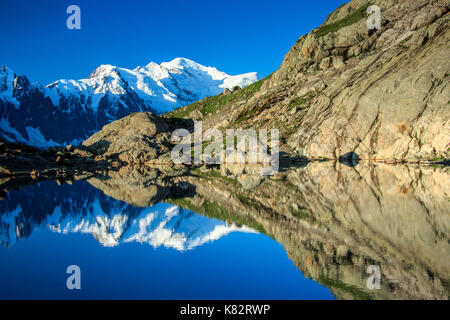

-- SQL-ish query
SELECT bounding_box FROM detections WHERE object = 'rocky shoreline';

[0,111,447,185]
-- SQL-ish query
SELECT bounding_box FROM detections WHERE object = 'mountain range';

[0,180,255,249]
[0,58,258,147]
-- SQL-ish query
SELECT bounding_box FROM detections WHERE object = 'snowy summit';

[45,57,258,114]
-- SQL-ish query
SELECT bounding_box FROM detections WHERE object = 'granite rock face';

[194,0,449,162]
[269,0,450,161]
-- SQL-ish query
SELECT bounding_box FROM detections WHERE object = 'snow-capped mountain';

[0,180,256,249]
[0,59,258,147]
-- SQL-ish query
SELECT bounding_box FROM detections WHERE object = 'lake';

[0,162,448,300]
[0,180,334,299]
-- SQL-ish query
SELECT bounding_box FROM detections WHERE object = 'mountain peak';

[162,57,201,69]
[0,66,19,106]
[88,64,119,79]
[0,66,15,93]
[0,58,258,147]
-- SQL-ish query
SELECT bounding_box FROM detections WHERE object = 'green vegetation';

[291,209,309,220]
[314,3,371,37]
[283,92,317,136]
[236,193,262,211]
[319,276,374,300]
[165,73,273,119]
[168,167,267,234]
[191,167,238,185]
[289,97,307,108]
[168,196,266,234]
[233,107,259,125]
[398,34,414,50]
[404,34,413,42]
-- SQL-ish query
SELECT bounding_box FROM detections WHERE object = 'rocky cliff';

[170,0,449,162]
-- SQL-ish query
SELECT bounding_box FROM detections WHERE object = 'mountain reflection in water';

[0,181,255,250]
[0,162,448,300]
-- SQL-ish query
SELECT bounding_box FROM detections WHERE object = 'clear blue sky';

[0,0,347,84]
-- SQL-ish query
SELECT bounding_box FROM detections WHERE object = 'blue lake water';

[0,180,334,299]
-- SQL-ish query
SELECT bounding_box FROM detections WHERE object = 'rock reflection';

[87,166,169,207]
[283,162,449,300]
[172,162,449,300]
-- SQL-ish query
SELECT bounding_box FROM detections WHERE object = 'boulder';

[237,174,264,190]
[332,56,346,69]
[320,57,332,69]
[82,112,169,164]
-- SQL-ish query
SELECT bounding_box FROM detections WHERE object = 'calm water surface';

[0,180,334,299]
[1,162,448,300]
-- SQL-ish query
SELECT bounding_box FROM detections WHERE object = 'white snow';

[43,57,259,114]
[25,127,60,147]
[41,202,257,250]
[1,60,258,147]
[0,118,62,148]
[0,118,27,143]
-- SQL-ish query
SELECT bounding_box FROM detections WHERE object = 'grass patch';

[191,167,238,185]
[318,276,374,300]
[165,73,273,119]
[404,34,413,42]
[291,209,309,220]
[236,193,262,210]
[289,97,307,108]
[234,107,259,125]
[314,3,371,37]
[202,200,266,234]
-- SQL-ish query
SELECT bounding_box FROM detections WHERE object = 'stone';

[231,85,241,92]
[320,57,332,69]
[82,112,169,164]
[410,7,444,30]
[237,174,263,190]
[65,144,74,152]
[332,56,346,69]
[224,0,450,161]
[87,166,168,207]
